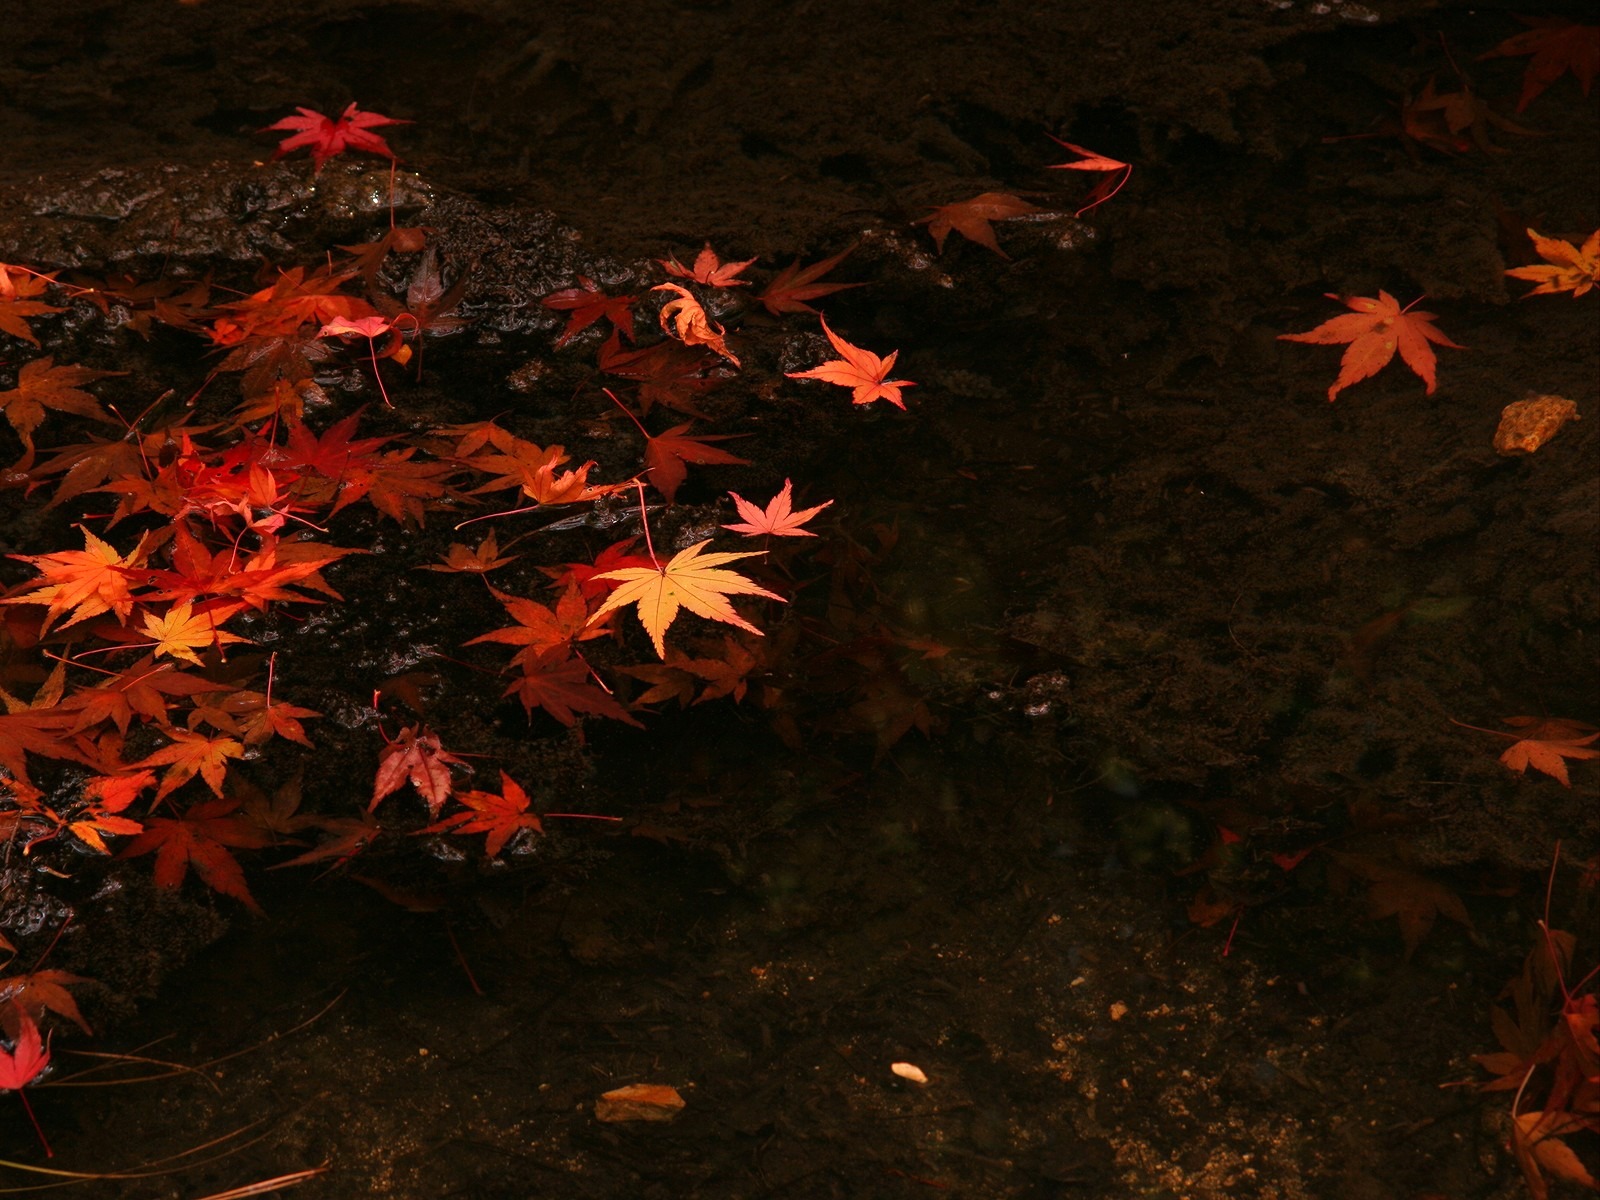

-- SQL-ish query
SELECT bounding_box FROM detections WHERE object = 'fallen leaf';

[785,316,914,409]
[642,422,751,505]
[891,1062,929,1084]
[659,243,755,287]
[1278,290,1464,401]
[914,192,1044,257]
[590,540,785,658]
[371,724,466,818]
[1479,16,1600,111]
[0,265,64,346]
[119,797,271,912]
[542,276,636,346]
[420,770,543,857]
[0,357,125,450]
[654,283,739,366]
[0,1015,49,1091]
[755,245,863,315]
[1329,851,1473,958]
[264,102,409,171]
[595,1083,686,1122]
[723,479,832,537]
[1506,228,1600,298]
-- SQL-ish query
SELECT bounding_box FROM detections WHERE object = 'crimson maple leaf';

[1044,135,1132,216]
[264,102,410,171]
[723,479,832,537]
[0,970,93,1037]
[785,316,914,409]
[421,771,544,857]
[119,797,271,911]
[542,276,637,346]
[1479,17,1600,111]
[371,724,466,818]
[502,648,642,727]
[914,192,1044,258]
[0,1014,50,1090]
[643,422,751,504]
[598,332,725,418]
[1278,291,1464,401]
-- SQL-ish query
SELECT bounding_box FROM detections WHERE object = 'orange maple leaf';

[785,316,914,410]
[0,265,65,346]
[589,540,785,658]
[420,533,520,575]
[466,582,604,672]
[1506,228,1600,298]
[1454,716,1600,787]
[4,526,154,634]
[0,357,126,450]
[659,243,756,288]
[1278,291,1464,401]
[653,283,740,366]
[421,770,544,858]
[756,245,863,316]
[138,730,247,800]
[914,192,1044,258]
[723,479,832,537]
[1479,16,1600,111]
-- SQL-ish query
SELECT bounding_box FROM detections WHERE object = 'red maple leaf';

[137,730,247,800]
[785,316,915,410]
[421,770,544,857]
[914,192,1044,258]
[1277,291,1464,401]
[0,1014,50,1090]
[371,724,466,818]
[1479,17,1600,111]
[119,797,271,912]
[598,332,725,418]
[1044,135,1132,216]
[643,422,751,504]
[264,102,410,171]
[503,647,642,728]
[542,276,637,346]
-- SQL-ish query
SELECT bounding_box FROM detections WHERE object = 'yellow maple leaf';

[140,601,251,666]
[588,540,784,658]
[1506,228,1600,298]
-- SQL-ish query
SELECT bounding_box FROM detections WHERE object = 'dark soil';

[0,1,1596,1197]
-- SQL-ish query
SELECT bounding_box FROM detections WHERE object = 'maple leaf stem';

[633,480,662,569]
[1074,165,1131,218]
[602,387,651,440]
[544,812,624,822]
[15,1090,52,1158]
[363,336,393,408]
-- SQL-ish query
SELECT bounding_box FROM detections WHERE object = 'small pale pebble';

[891,1062,929,1085]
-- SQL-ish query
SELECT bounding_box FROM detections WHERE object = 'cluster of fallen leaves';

[1472,852,1600,1200]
